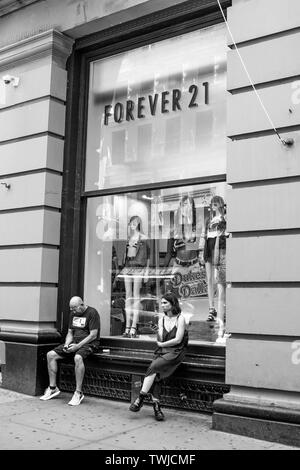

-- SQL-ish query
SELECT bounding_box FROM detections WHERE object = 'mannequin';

[122,215,150,338]
[200,195,227,338]
[164,195,199,268]
[164,195,203,320]
[173,195,199,267]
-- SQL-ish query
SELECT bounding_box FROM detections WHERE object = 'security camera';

[2,75,12,84]
[2,75,20,87]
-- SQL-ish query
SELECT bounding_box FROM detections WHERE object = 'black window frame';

[57,0,231,349]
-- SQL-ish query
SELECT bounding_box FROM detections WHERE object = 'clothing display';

[124,234,150,268]
[173,234,200,267]
[203,214,227,264]
[202,212,227,284]
[200,197,228,330]
[164,197,208,306]
[164,231,200,267]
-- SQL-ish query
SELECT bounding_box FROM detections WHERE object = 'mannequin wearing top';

[200,195,227,337]
[165,195,200,270]
[123,215,150,338]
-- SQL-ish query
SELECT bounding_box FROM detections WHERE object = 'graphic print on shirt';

[72,317,87,328]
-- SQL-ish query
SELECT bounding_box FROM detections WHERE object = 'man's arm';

[67,329,98,353]
[64,329,74,348]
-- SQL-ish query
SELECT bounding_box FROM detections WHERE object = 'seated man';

[40,296,101,406]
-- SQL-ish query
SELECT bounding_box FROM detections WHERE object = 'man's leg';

[40,350,62,400]
[68,353,85,406]
[74,354,85,392]
[47,350,61,387]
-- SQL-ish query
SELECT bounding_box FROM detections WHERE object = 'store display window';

[84,23,228,343]
[85,24,227,191]
[84,182,228,343]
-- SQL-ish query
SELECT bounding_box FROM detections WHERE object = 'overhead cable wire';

[216,0,292,146]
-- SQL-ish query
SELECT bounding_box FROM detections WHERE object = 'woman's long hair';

[162,292,181,316]
[208,195,226,234]
[174,195,196,240]
[210,195,226,217]
[128,215,142,233]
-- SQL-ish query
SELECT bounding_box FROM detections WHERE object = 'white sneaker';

[68,391,84,406]
[215,333,231,344]
[40,386,60,401]
[215,336,226,344]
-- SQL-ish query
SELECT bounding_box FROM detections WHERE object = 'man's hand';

[157,341,163,348]
[63,343,78,353]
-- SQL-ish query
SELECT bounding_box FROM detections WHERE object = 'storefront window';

[84,182,228,343]
[85,24,227,191]
[84,23,228,344]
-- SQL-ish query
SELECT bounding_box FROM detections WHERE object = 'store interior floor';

[113,297,222,343]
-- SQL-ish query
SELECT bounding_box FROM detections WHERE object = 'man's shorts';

[53,342,100,360]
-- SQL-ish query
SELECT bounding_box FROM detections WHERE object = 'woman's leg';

[129,373,164,420]
[124,276,133,334]
[205,260,217,320]
[141,374,156,394]
[130,276,142,335]
[129,373,157,412]
[216,281,226,338]
[205,261,215,309]
[148,376,165,421]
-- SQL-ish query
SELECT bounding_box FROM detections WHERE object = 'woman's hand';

[157,341,163,348]
[198,250,205,266]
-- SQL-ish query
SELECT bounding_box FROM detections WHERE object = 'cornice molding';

[76,0,231,52]
[0,0,39,17]
[0,29,74,70]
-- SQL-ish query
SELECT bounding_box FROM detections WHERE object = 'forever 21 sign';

[103,82,209,126]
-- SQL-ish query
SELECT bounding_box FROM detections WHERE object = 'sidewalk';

[0,387,296,450]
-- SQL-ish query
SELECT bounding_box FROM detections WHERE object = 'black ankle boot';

[129,392,147,412]
[152,400,165,421]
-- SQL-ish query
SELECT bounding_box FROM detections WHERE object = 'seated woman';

[129,291,189,421]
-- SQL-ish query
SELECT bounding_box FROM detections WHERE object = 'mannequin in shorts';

[200,195,228,340]
[122,215,150,338]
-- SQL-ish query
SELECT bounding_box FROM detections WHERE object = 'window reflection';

[84,183,228,343]
[85,24,227,191]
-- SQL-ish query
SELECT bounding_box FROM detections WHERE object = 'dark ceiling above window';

[0,0,39,18]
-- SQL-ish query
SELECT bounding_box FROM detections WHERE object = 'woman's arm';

[157,315,186,348]
[143,240,150,281]
[157,317,164,342]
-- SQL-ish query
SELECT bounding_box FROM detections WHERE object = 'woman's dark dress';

[145,314,189,380]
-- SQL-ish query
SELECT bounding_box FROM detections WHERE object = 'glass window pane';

[85,24,227,191]
[84,182,228,343]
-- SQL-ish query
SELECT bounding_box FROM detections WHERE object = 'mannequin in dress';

[163,195,203,324]
[123,215,150,338]
[164,195,200,270]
